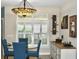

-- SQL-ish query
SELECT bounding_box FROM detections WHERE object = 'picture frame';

[61,15,68,29]
[69,15,77,37]
[52,15,57,34]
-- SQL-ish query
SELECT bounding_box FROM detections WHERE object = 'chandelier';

[12,0,37,17]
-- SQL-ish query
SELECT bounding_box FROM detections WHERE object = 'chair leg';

[4,56,6,59]
[37,57,40,59]
[26,56,29,59]
[4,56,8,59]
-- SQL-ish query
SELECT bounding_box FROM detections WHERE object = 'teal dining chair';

[2,39,13,59]
[19,38,41,59]
[19,38,28,52]
[28,40,41,59]
[13,42,28,59]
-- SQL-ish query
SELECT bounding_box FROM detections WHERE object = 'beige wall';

[5,6,16,43]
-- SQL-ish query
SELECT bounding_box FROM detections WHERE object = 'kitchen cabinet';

[50,41,76,59]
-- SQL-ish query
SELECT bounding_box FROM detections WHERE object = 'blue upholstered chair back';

[2,39,9,56]
[37,40,41,53]
[13,42,27,59]
[19,38,28,44]
[19,38,28,52]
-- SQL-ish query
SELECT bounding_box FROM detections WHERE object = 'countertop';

[50,41,76,49]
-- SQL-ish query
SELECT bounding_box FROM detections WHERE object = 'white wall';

[60,0,77,47]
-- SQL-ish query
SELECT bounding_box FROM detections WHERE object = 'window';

[34,34,39,44]
[25,24,32,33]
[17,20,49,47]
[40,34,47,45]
[25,34,32,44]
[42,24,47,33]
[33,24,40,33]
[18,34,24,38]
[17,24,24,32]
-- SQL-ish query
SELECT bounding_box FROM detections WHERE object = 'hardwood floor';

[2,56,37,59]
[2,55,50,59]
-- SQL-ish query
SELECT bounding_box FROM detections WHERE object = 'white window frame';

[16,17,49,47]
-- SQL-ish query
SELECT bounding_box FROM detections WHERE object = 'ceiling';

[1,0,74,7]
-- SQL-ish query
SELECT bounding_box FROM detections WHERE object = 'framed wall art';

[52,15,57,34]
[69,15,77,37]
[61,15,68,29]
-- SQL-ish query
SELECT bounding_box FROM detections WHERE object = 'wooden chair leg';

[4,56,8,59]
[26,56,29,59]
[7,56,8,59]
[4,56,6,59]
[37,57,40,59]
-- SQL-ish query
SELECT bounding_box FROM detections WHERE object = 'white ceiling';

[1,0,74,7]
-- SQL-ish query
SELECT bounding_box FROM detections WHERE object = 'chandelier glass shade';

[11,0,37,17]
